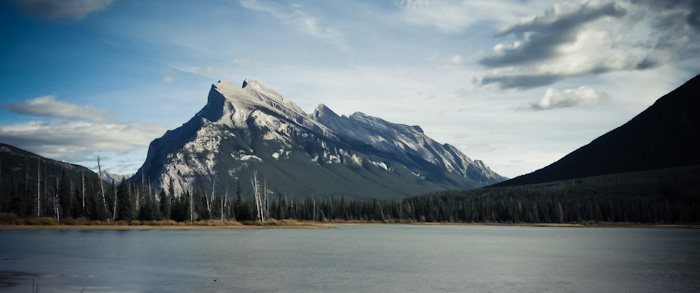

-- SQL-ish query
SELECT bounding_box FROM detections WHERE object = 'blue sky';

[1,0,699,178]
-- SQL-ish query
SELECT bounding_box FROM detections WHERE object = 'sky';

[0,0,698,178]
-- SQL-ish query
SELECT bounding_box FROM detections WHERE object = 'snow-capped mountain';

[99,171,133,185]
[133,79,505,199]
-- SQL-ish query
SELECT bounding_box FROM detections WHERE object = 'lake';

[1,225,699,292]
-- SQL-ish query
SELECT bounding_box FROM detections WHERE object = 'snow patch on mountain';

[134,78,507,198]
[100,171,132,185]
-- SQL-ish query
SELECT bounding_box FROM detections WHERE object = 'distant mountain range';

[99,171,132,185]
[132,79,505,199]
[495,73,700,187]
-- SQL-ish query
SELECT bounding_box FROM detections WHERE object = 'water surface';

[1,225,699,292]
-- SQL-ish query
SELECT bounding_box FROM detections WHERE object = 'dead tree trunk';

[37,159,40,218]
[81,170,85,211]
[263,179,268,222]
[112,180,117,221]
[97,156,108,218]
[252,171,263,222]
[190,189,194,222]
[206,179,215,220]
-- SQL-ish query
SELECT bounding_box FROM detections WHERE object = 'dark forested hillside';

[2,140,697,224]
[0,143,104,219]
[496,74,700,187]
[412,165,700,224]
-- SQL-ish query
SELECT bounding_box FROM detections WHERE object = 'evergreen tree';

[138,193,157,221]
[72,185,82,218]
[104,181,116,220]
[170,191,188,222]
[116,181,134,221]
[9,184,25,217]
[58,171,73,218]
[159,189,171,220]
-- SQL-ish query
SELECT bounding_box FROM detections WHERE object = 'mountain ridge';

[133,79,505,199]
[495,73,700,187]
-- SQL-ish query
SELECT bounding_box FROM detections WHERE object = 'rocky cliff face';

[133,79,505,199]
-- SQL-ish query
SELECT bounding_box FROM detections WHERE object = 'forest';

[1,164,699,225]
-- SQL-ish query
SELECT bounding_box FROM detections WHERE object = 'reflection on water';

[1,225,699,292]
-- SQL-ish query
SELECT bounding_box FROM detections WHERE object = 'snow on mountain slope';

[133,79,506,199]
[99,171,133,185]
[311,105,502,183]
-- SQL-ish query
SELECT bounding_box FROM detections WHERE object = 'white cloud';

[162,76,174,83]
[240,0,347,49]
[396,0,547,33]
[8,0,114,21]
[2,95,117,122]
[0,120,167,163]
[193,67,220,76]
[233,58,251,67]
[0,95,168,172]
[530,86,608,110]
[448,55,463,65]
[479,0,700,89]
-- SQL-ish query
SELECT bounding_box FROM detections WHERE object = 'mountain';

[99,171,132,185]
[133,79,505,199]
[496,73,700,187]
[0,143,99,188]
[0,143,101,215]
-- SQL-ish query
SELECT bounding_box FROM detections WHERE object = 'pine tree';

[138,193,157,221]
[159,189,170,220]
[116,181,134,221]
[58,170,73,218]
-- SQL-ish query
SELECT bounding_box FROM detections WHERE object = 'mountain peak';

[312,103,338,119]
[241,78,259,89]
[212,79,247,98]
[136,77,506,198]
[239,78,305,115]
[242,78,281,99]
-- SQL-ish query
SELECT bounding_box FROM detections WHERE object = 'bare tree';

[81,170,85,211]
[97,156,107,217]
[54,178,60,221]
[221,186,228,221]
[206,179,215,220]
[112,179,118,221]
[43,166,47,218]
[263,178,268,221]
[252,171,264,222]
[37,159,40,218]
[189,189,194,223]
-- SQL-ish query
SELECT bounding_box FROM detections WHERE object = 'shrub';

[62,217,90,225]
[27,217,59,225]
[0,213,19,224]
[114,220,128,226]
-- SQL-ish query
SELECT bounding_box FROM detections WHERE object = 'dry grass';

[1,213,693,230]
[0,213,330,230]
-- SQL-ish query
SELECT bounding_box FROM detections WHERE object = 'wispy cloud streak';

[240,0,347,49]
[2,95,117,122]
[8,0,113,21]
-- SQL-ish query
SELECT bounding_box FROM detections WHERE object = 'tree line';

[2,163,698,224]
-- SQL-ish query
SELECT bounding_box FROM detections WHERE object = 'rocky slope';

[133,79,505,199]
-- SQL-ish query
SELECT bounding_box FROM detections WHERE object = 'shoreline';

[332,221,699,229]
[1,221,696,231]
[0,224,332,230]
